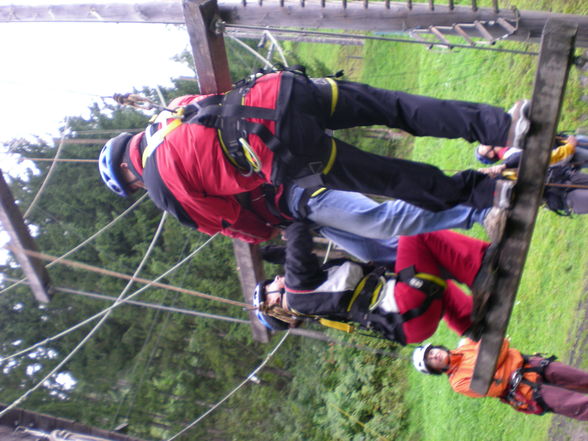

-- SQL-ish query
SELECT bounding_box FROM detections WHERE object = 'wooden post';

[0,170,52,303]
[233,241,270,342]
[182,0,270,342]
[183,0,232,94]
[470,20,577,395]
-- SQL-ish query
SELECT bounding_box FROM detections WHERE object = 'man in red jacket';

[99,69,524,245]
[413,338,588,420]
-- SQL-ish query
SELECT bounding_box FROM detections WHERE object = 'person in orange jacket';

[412,338,588,420]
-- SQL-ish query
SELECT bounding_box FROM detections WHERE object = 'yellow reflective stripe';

[142,118,183,167]
[322,138,337,175]
[310,187,327,198]
[325,77,339,116]
[414,272,447,290]
[319,318,355,333]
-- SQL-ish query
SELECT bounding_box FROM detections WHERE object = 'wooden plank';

[470,19,577,395]
[0,170,52,303]
[183,0,270,341]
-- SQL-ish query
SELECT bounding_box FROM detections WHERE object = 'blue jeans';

[286,185,489,264]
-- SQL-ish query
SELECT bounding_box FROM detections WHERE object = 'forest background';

[0,0,586,440]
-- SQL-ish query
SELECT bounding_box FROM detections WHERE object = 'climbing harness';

[503,354,557,415]
[303,265,447,345]
[115,65,342,182]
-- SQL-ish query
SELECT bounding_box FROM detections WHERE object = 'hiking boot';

[506,99,531,149]
[493,179,514,209]
[483,207,508,242]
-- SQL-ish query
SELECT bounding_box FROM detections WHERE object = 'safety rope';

[0,193,149,296]
[2,278,250,325]
[4,244,250,308]
[165,331,290,441]
[0,233,218,364]
[17,157,98,163]
[23,118,69,219]
[0,211,169,418]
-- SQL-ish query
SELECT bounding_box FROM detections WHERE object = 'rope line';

[165,331,290,441]
[18,157,98,163]
[23,120,69,219]
[0,193,149,296]
[0,212,169,418]
[5,245,250,309]
[0,233,218,364]
[1,279,250,325]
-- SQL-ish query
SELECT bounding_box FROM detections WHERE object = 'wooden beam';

[0,170,52,303]
[470,19,577,395]
[233,240,270,343]
[183,0,270,341]
[183,0,232,94]
[0,403,148,441]
[1,3,588,48]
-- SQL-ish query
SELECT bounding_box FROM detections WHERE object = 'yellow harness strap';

[142,116,183,167]
[319,318,355,333]
[412,272,447,291]
[324,77,339,116]
[346,273,385,312]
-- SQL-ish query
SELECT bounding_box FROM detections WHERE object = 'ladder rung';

[453,24,476,46]
[429,26,451,46]
[410,31,434,50]
[474,20,495,42]
[496,17,516,34]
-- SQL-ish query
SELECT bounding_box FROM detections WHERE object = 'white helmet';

[412,344,434,374]
[412,344,447,376]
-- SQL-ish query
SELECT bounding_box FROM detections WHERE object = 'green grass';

[283,2,587,439]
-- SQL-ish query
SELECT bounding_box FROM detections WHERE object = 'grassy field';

[286,1,587,440]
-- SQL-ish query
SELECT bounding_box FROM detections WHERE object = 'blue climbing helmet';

[253,280,290,331]
[98,132,134,197]
[475,144,500,165]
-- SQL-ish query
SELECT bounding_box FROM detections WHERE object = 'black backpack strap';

[396,266,446,322]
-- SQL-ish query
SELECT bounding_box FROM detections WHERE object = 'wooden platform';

[469,20,577,395]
